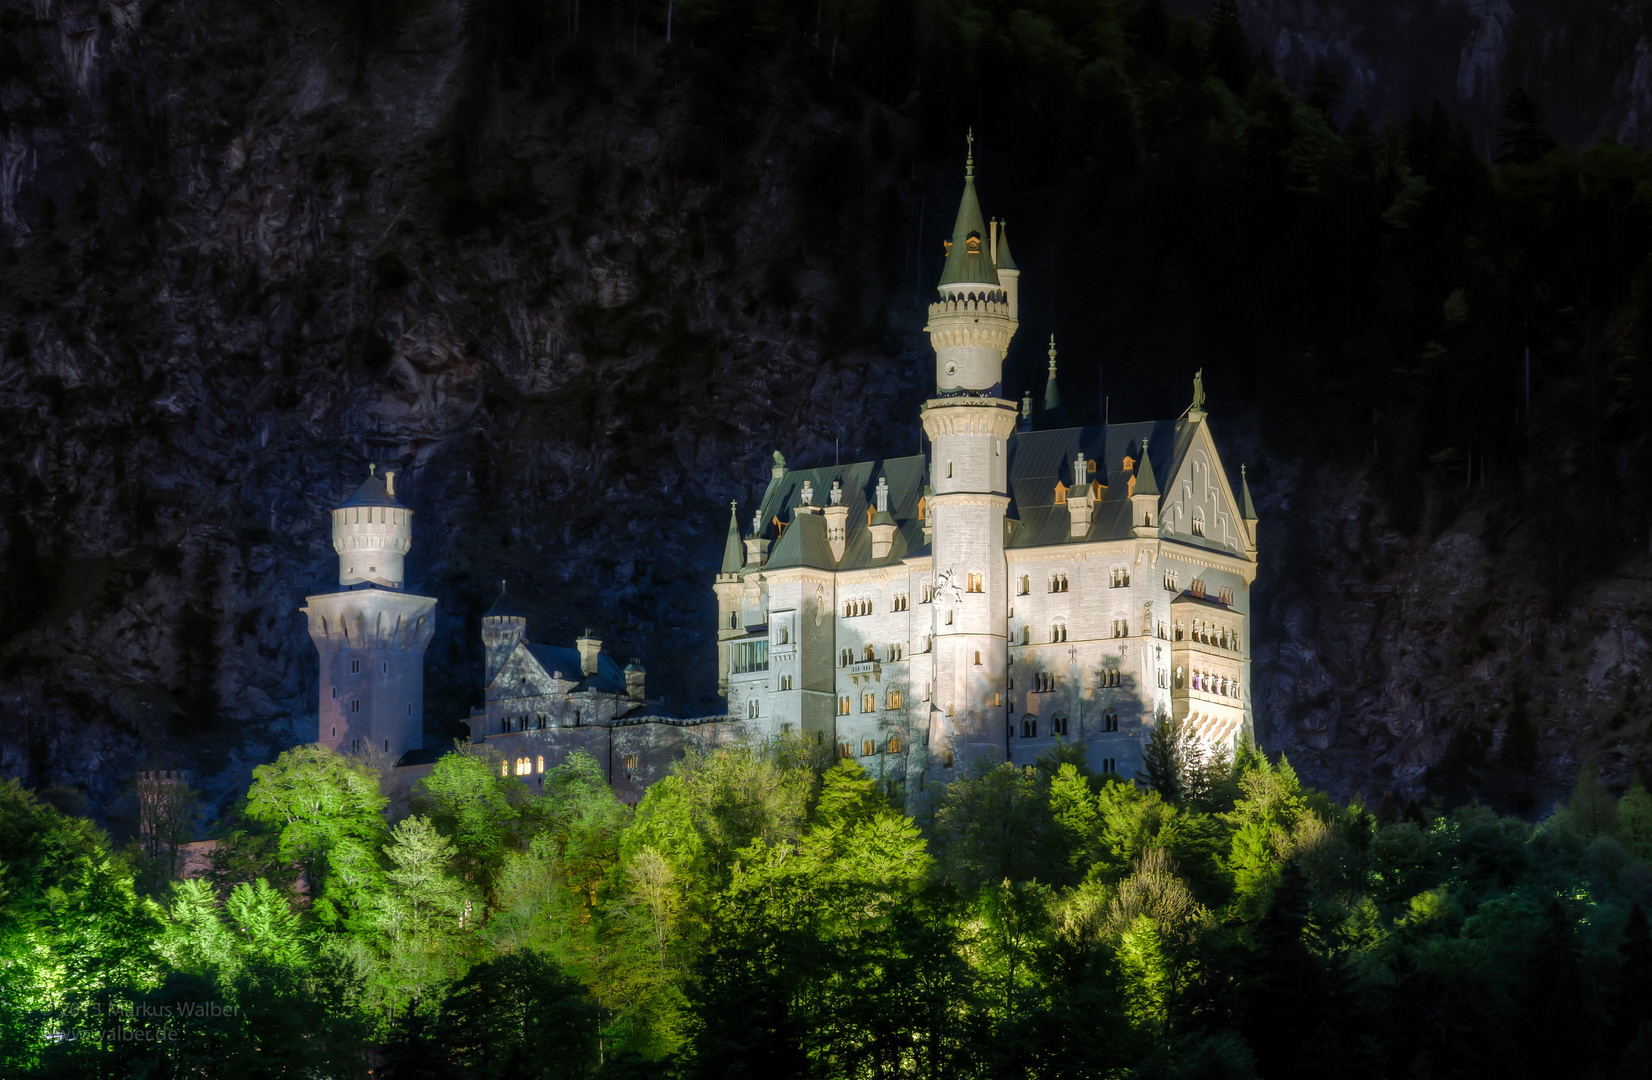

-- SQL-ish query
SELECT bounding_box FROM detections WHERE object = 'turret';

[332,466,413,589]
[993,218,1020,321]
[305,463,436,762]
[482,580,528,687]
[1131,438,1160,536]
[1066,453,1095,538]
[576,629,602,677]
[926,130,1016,395]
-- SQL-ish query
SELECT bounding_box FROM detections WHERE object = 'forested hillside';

[4,0,1652,814]
[4,739,1651,1077]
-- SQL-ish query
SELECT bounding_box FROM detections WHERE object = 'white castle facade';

[303,142,1258,803]
[712,144,1258,791]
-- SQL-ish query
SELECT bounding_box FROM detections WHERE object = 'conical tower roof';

[938,131,1001,290]
[995,219,1019,272]
[486,580,528,619]
[1134,438,1160,497]
[338,466,405,510]
[720,501,744,574]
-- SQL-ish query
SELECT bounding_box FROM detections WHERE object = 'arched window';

[863,738,875,756]
[1174,666,1185,689]
[974,651,982,666]
[1022,716,1037,738]
[1060,574,1069,592]
[890,689,903,710]
[1019,575,1030,595]
[1102,757,1117,774]
[839,741,852,759]
[863,645,875,662]
[1103,708,1119,732]
[1021,626,1030,645]
[863,692,876,712]
[889,733,902,753]
[1051,712,1068,736]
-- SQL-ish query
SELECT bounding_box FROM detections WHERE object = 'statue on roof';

[1191,369,1206,415]
[773,450,786,469]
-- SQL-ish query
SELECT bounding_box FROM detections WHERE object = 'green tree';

[438,950,600,1079]
[367,814,477,1020]
[245,744,389,926]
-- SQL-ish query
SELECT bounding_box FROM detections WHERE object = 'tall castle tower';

[922,132,1021,766]
[302,467,437,760]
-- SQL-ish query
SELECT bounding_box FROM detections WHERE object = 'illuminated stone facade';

[712,144,1260,798]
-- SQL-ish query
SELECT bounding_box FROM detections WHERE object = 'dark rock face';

[1,0,1647,816]
[1169,0,1652,149]
[0,0,928,807]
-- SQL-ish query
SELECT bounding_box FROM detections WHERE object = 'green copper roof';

[1133,437,1160,497]
[938,134,1001,289]
[1241,466,1258,521]
[720,502,743,573]
[996,219,1019,272]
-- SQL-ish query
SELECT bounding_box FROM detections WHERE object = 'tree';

[367,814,478,1019]
[245,744,389,926]
[1495,86,1558,165]
[1619,781,1652,861]
[1564,756,1618,841]
[414,745,523,896]
[438,950,600,1080]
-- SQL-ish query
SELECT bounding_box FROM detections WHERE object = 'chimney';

[385,470,396,497]
[624,660,646,701]
[576,629,601,676]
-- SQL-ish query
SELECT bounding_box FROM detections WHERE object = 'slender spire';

[720,500,744,574]
[995,218,1019,271]
[1241,465,1258,521]
[938,128,1001,289]
[1042,335,1067,427]
[1134,437,1160,497]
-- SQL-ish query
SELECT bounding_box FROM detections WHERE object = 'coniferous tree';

[1204,0,1254,93]
[1496,86,1559,165]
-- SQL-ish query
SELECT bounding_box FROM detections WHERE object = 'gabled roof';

[521,643,626,695]
[338,470,405,510]
[754,455,929,573]
[1005,420,1191,548]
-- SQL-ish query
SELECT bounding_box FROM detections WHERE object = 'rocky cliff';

[1171,0,1652,149]
[2,0,1648,818]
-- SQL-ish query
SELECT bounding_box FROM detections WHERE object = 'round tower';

[303,465,437,762]
[921,132,1021,770]
[482,581,528,687]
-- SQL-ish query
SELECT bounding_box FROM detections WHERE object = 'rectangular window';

[407,703,413,717]
[350,699,360,713]
[731,640,771,674]
[331,687,338,699]
[1219,586,1234,605]
[1191,578,1207,599]
[350,659,360,673]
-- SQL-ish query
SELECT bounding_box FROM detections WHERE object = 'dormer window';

[965,233,982,253]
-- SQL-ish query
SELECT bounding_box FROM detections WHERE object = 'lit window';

[889,734,902,753]
[537,755,545,773]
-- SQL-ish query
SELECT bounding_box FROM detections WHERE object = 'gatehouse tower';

[302,467,437,760]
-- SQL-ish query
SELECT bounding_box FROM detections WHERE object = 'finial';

[369,463,376,476]
[1241,464,1247,477]
[965,128,974,181]
[1047,334,1058,372]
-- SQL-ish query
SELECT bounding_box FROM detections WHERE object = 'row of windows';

[838,643,908,666]
[837,689,906,714]
[1099,667,1123,688]
[1176,668,1243,698]
[1178,619,1239,649]
[1016,714,1071,738]
[837,735,904,758]
[346,736,393,753]
[504,756,545,776]
[343,659,392,675]
[501,713,549,733]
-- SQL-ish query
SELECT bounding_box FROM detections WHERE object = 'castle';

[710,140,1258,790]
[307,141,1257,801]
